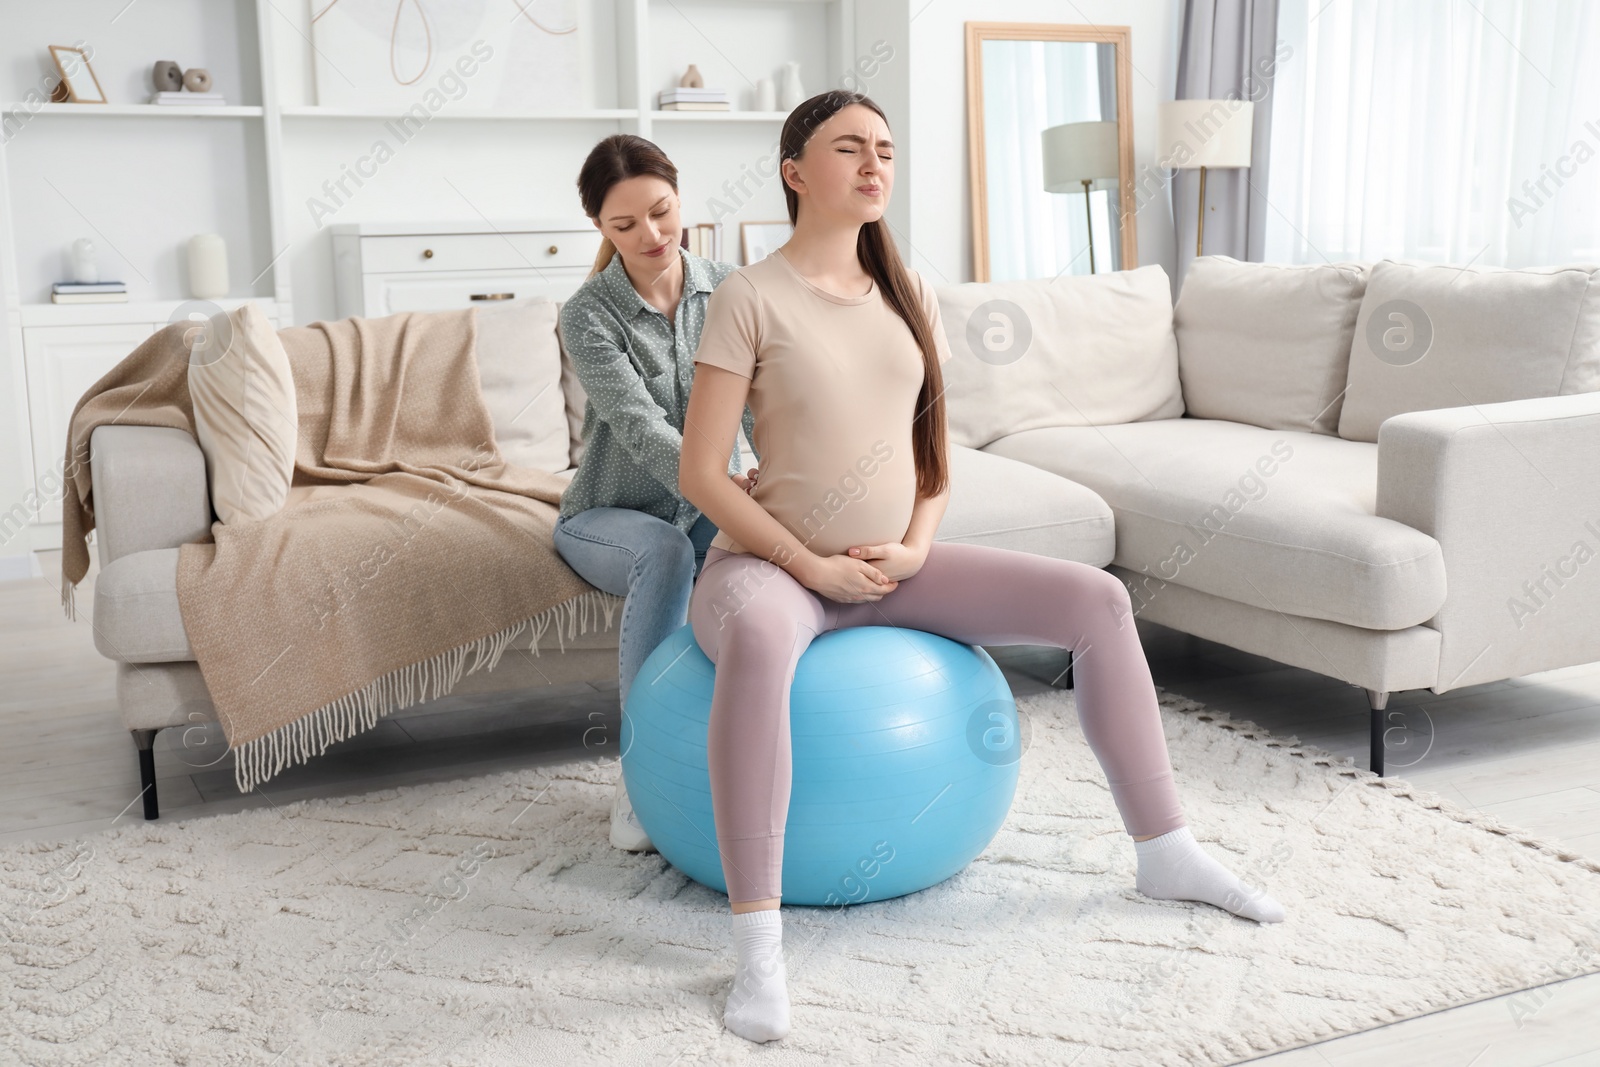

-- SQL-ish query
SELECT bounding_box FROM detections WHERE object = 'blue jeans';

[552,506,720,709]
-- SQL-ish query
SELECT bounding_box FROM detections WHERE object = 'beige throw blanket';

[61,310,614,794]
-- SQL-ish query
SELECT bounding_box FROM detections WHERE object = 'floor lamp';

[1158,100,1254,257]
[1041,121,1119,274]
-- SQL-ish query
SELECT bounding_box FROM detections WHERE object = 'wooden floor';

[6,551,1600,1066]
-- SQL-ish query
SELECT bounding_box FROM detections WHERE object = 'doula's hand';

[729,466,760,494]
[797,553,898,604]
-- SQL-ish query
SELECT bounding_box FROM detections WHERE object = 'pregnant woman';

[554,134,759,852]
[678,91,1287,1044]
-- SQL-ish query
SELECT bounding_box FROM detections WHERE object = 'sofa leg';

[1064,650,1073,689]
[132,729,161,820]
[1364,689,1389,777]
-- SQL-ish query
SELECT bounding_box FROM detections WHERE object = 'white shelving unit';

[0,0,881,547]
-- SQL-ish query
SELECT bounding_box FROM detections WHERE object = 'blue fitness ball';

[620,623,1020,906]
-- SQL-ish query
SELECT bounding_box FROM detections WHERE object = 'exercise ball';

[621,623,1020,906]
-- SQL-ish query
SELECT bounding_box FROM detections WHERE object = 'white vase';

[755,77,776,112]
[187,234,230,299]
[777,61,804,110]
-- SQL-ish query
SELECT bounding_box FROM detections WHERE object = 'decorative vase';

[187,234,229,299]
[679,64,703,88]
[755,77,776,112]
[777,60,803,109]
[70,238,98,284]
[152,61,182,92]
[183,68,212,92]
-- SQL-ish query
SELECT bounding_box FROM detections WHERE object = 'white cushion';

[1175,255,1368,435]
[933,264,1185,449]
[982,418,1447,631]
[187,302,297,524]
[474,298,571,472]
[936,444,1115,564]
[1339,260,1600,442]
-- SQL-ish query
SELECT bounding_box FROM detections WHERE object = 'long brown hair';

[780,91,949,499]
[575,134,679,277]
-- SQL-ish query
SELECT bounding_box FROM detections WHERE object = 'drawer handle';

[471,293,515,301]
[422,248,434,258]
[548,244,558,254]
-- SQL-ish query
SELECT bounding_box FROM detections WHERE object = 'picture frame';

[49,45,107,104]
[740,221,792,266]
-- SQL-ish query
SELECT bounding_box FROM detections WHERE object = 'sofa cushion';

[935,445,1114,564]
[1175,255,1368,435]
[1339,260,1600,442]
[474,298,571,472]
[933,264,1184,449]
[982,418,1447,630]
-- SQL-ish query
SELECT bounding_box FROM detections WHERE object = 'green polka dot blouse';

[557,245,758,534]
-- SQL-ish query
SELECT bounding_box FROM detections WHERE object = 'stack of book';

[150,91,226,106]
[659,87,728,111]
[52,281,128,304]
[680,223,722,260]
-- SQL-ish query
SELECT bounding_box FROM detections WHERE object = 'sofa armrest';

[89,425,213,570]
[1376,391,1600,690]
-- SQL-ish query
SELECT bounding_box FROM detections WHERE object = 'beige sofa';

[89,256,1600,818]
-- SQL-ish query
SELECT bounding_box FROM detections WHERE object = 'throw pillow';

[473,297,571,472]
[1339,260,1600,442]
[1175,255,1368,435]
[187,302,297,524]
[933,264,1184,450]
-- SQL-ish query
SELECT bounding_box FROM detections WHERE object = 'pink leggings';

[687,541,1188,903]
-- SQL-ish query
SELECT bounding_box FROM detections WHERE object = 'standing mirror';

[965,23,1137,282]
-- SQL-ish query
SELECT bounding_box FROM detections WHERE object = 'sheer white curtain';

[984,40,1118,281]
[1264,0,1600,267]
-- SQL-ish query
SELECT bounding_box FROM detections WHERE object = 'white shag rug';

[5,686,1600,1067]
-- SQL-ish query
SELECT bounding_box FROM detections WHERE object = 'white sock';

[724,909,790,1042]
[1134,826,1285,923]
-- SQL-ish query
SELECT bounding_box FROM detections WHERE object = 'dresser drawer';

[360,231,601,274]
[369,268,591,314]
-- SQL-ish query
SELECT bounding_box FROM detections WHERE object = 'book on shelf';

[660,87,728,100]
[681,222,722,261]
[150,91,227,105]
[658,88,729,110]
[51,291,130,304]
[53,281,127,294]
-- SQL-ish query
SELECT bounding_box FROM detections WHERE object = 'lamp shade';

[1041,121,1119,192]
[1158,99,1254,169]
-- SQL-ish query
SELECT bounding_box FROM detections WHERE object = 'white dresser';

[330,220,603,317]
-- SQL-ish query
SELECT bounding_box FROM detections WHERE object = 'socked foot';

[1134,826,1286,923]
[724,909,790,1042]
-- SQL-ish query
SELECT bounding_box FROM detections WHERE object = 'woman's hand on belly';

[846,540,926,583]
[794,552,899,604]
[729,466,759,494]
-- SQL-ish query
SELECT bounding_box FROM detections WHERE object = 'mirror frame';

[964,22,1138,282]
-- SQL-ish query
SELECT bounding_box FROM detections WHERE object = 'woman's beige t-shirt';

[691,247,953,558]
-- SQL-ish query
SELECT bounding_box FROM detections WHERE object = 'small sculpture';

[183,68,212,93]
[152,60,182,92]
[679,64,703,88]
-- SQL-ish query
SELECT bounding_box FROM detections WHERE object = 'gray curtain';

[1171,0,1280,287]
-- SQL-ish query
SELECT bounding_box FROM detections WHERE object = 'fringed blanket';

[61,309,615,794]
